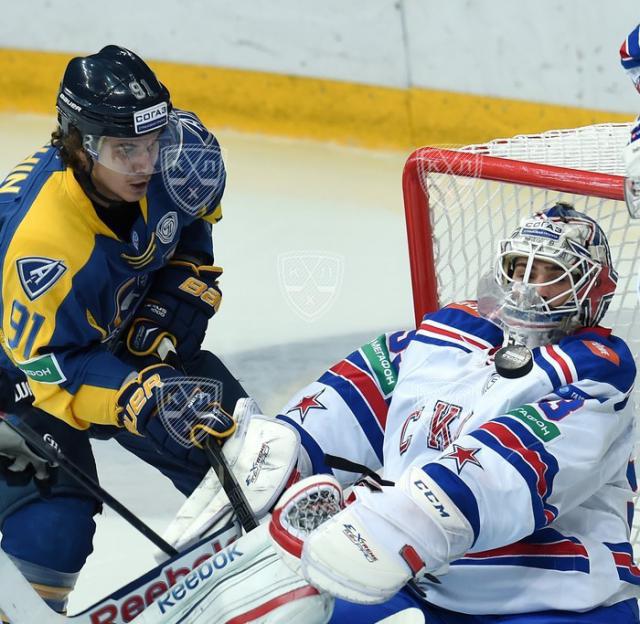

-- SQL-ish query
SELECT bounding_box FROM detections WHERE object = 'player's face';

[88,134,161,203]
[90,160,151,203]
[512,257,573,308]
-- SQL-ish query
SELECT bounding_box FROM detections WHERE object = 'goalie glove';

[162,398,311,553]
[270,467,475,605]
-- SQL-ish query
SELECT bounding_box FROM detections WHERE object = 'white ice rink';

[0,113,415,613]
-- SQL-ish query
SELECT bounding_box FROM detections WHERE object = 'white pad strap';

[163,398,304,552]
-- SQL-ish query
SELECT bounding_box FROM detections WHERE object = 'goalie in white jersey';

[165,204,639,624]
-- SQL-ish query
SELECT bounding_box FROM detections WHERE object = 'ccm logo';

[413,480,450,519]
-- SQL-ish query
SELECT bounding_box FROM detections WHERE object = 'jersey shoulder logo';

[156,211,178,244]
[581,340,621,366]
[16,257,67,300]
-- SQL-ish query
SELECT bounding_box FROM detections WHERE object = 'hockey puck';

[494,344,533,379]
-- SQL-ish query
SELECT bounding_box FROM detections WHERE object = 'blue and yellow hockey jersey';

[0,110,224,430]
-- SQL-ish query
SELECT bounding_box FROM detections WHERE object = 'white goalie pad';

[138,524,333,624]
[163,398,303,552]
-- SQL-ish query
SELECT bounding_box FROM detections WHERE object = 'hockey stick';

[0,514,242,624]
[0,411,179,558]
[158,338,259,533]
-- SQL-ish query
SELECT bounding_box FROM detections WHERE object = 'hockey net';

[402,122,640,546]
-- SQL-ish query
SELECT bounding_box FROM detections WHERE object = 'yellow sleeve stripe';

[31,381,120,429]
[202,203,223,224]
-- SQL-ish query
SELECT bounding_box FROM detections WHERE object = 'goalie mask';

[478,203,617,348]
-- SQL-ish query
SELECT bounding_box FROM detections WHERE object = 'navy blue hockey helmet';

[56,46,182,174]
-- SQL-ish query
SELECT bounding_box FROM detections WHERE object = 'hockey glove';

[115,364,235,468]
[0,417,56,489]
[126,261,223,362]
[270,467,475,604]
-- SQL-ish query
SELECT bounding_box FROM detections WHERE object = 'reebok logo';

[157,545,243,615]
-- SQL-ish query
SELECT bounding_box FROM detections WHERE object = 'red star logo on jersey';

[286,389,327,422]
[442,444,483,474]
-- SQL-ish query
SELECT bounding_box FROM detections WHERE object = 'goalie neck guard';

[478,203,617,348]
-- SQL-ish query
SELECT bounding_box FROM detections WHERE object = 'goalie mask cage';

[401,122,640,547]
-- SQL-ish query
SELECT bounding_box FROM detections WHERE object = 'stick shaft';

[1,413,179,557]
[160,338,259,533]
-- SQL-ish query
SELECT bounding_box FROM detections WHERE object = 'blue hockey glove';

[115,364,235,468]
[126,261,223,362]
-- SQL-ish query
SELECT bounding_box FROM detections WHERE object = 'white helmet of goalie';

[478,203,617,348]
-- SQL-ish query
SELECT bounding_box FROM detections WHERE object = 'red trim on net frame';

[402,148,625,327]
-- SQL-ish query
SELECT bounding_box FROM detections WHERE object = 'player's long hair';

[50,125,87,173]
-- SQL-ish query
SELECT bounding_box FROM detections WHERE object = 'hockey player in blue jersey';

[163,204,640,623]
[0,46,249,617]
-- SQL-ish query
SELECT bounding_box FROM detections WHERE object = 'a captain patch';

[17,257,67,300]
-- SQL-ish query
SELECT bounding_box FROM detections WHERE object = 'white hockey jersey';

[278,302,640,614]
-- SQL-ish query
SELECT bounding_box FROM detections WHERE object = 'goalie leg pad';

[141,524,334,624]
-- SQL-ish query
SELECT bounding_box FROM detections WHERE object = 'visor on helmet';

[82,110,182,176]
[477,271,572,347]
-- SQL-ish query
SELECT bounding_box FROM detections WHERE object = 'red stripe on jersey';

[544,509,556,524]
[612,551,640,577]
[466,539,588,559]
[481,421,549,498]
[330,360,388,430]
[544,345,574,384]
[419,322,487,350]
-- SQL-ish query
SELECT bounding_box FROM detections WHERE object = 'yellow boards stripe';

[0,47,633,150]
